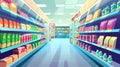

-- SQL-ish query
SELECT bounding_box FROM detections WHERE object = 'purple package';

[87,46,92,52]
[107,18,117,30]
[100,20,108,30]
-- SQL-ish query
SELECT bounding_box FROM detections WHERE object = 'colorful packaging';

[107,18,117,30]
[107,55,112,64]
[10,54,18,62]
[100,20,108,30]
[7,33,11,47]
[102,9,105,16]
[11,34,15,46]
[9,20,13,28]
[105,6,110,15]
[9,2,17,13]
[86,14,93,22]
[93,9,101,19]
[3,18,8,28]
[111,2,117,12]
[0,33,7,48]
[108,37,117,49]
[97,36,104,45]
[117,1,120,9]
[0,18,3,27]
[104,36,111,47]
[0,56,13,67]
[0,1,9,9]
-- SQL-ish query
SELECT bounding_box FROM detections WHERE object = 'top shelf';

[78,10,120,28]
[0,6,44,28]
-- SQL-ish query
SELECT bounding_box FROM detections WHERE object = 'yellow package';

[97,36,104,45]
[108,37,117,49]
[103,36,111,47]
[93,9,101,20]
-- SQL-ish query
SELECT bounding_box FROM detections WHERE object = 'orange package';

[13,21,17,28]
[9,2,17,13]
[3,19,8,28]
[9,20,13,28]
[0,18,3,27]
[10,54,18,62]
[0,57,13,67]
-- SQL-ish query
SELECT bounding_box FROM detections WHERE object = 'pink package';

[100,20,108,30]
[107,18,117,30]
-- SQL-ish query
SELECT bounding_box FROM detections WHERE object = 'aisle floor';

[18,38,99,67]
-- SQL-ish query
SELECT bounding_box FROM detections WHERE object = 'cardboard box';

[0,57,13,67]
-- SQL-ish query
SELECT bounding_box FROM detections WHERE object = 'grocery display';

[0,0,120,67]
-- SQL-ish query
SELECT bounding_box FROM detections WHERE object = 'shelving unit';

[0,38,45,53]
[74,45,111,67]
[76,39,120,55]
[9,42,47,67]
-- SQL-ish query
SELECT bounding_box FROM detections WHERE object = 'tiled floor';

[18,38,99,67]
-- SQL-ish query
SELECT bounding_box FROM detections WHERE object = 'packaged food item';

[7,33,11,47]
[10,54,18,62]
[86,14,93,22]
[111,2,117,12]
[9,20,13,28]
[25,44,32,52]
[93,9,101,19]
[104,36,111,47]
[97,36,104,45]
[3,18,8,28]
[0,33,7,48]
[103,53,107,61]
[9,2,17,13]
[11,34,15,46]
[108,37,117,49]
[105,6,110,15]
[0,18,3,27]
[0,56,13,67]
[107,18,117,30]
[100,20,108,30]
[102,8,105,16]
[0,1,9,9]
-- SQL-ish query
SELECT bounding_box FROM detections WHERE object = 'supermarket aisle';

[18,38,99,67]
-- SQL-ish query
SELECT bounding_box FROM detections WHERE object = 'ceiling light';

[45,12,51,15]
[55,13,64,15]
[37,4,47,7]
[56,4,65,7]
[76,4,83,7]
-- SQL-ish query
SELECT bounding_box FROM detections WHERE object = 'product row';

[0,40,46,67]
[0,18,46,32]
[77,41,113,65]
[78,18,117,32]
[0,33,45,48]
[76,34,117,49]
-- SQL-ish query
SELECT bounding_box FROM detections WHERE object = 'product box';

[6,33,11,47]
[3,18,8,28]
[25,44,32,52]
[10,54,18,62]
[104,36,111,47]
[107,18,117,30]
[0,18,3,27]
[0,56,13,67]
[97,36,104,45]
[108,37,117,49]
[9,20,13,28]
[93,9,101,19]
[92,35,97,43]
[11,34,15,46]
[0,33,7,48]
[100,20,108,30]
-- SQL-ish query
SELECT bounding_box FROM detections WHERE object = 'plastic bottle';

[102,9,105,16]
[107,55,112,64]
[96,50,99,56]
[103,53,107,61]
[111,2,117,12]
[117,0,120,9]
[98,51,103,58]
[105,6,110,15]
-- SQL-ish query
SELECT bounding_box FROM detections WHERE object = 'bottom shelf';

[9,42,47,67]
[74,45,112,67]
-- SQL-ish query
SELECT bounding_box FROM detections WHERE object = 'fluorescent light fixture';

[37,4,47,7]
[56,4,65,7]
[76,4,83,7]
[55,13,64,15]
[45,12,51,15]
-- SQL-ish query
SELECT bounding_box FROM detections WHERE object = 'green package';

[0,33,7,48]
[7,33,11,47]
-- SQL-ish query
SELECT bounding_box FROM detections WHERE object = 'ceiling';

[34,0,86,26]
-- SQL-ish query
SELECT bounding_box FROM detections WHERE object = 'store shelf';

[76,39,120,54]
[9,42,47,67]
[0,27,44,34]
[74,45,112,67]
[0,6,44,28]
[0,38,45,53]
[77,29,120,34]
[78,10,120,28]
